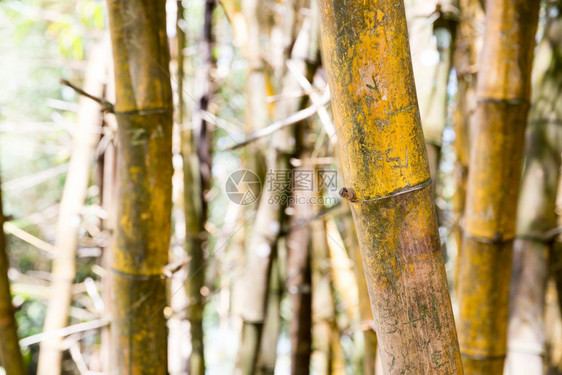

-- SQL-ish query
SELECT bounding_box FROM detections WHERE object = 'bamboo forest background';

[1,0,561,374]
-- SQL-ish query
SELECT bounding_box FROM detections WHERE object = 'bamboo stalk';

[37,41,106,375]
[100,50,117,375]
[339,210,377,375]
[256,256,283,375]
[506,3,562,372]
[287,188,313,375]
[311,218,336,375]
[286,7,321,374]
[183,1,217,374]
[318,0,462,372]
[106,0,173,371]
[457,0,540,372]
[0,187,25,375]
[451,0,484,290]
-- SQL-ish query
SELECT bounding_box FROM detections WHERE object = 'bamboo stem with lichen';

[318,0,462,372]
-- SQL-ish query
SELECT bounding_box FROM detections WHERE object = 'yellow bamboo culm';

[457,0,540,373]
[106,0,173,372]
[318,0,462,373]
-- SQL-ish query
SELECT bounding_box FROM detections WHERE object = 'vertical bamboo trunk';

[37,41,106,375]
[286,118,322,374]
[318,0,463,373]
[550,167,562,373]
[0,189,25,375]
[340,210,377,375]
[507,3,562,373]
[184,1,216,374]
[457,0,540,373]
[452,0,484,288]
[235,178,284,374]
[242,0,270,136]
[169,3,191,373]
[326,217,364,373]
[106,0,173,372]
[256,256,283,375]
[101,49,118,375]
[286,7,320,373]
[311,218,336,374]
[326,218,359,326]
[287,178,313,375]
[545,277,562,374]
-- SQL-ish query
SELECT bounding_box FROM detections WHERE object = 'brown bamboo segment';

[287,180,313,375]
[318,0,462,373]
[457,0,540,372]
[106,0,173,372]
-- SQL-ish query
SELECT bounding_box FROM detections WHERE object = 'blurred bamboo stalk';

[311,218,336,374]
[37,41,106,375]
[550,167,562,373]
[339,211,377,375]
[287,175,313,375]
[99,45,117,375]
[183,1,217,374]
[106,0,173,371]
[457,0,540,372]
[256,256,283,375]
[169,1,192,373]
[286,6,321,373]
[0,187,25,375]
[505,3,562,372]
[452,0,484,289]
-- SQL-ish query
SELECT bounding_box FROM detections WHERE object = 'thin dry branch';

[3,222,56,257]
[60,79,114,113]
[20,319,108,347]
[224,91,330,151]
